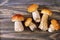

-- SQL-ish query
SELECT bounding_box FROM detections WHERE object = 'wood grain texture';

[0,15,60,40]
[0,0,60,40]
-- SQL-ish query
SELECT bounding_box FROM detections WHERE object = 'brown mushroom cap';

[41,9,52,16]
[51,19,60,30]
[25,18,32,27]
[27,4,39,12]
[12,14,24,22]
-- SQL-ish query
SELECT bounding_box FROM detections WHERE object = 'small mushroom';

[48,19,60,32]
[27,4,40,22]
[25,18,37,31]
[12,14,24,32]
[39,9,52,31]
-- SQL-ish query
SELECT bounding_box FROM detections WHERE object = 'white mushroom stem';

[29,22,37,31]
[14,21,24,32]
[39,14,48,31]
[48,24,55,32]
[32,10,40,22]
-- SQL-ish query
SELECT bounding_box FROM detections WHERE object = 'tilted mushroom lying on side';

[39,9,52,31]
[12,14,24,32]
[48,19,60,32]
[25,18,37,31]
[27,4,40,22]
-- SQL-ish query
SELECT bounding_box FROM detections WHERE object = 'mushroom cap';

[51,19,60,30]
[25,18,32,27]
[12,14,24,22]
[27,4,39,12]
[41,9,52,16]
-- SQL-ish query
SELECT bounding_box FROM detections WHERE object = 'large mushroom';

[25,18,37,31]
[39,9,52,31]
[48,19,60,32]
[27,4,40,22]
[12,14,24,32]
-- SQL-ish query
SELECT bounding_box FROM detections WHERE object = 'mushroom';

[25,18,37,31]
[39,9,52,31]
[12,14,24,32]
[27,4,40,22]
[48,19,60,32]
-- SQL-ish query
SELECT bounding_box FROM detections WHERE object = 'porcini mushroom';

[39,9,52,31]
[12,14,24,32]
[48,19,60,32]
[25,18,37,31]
[27,4,40,22]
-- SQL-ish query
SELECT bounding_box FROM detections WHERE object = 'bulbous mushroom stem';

[32,10,40,22]
[48,24,55,32]
[14,21,24,32]
[39,14,48,31]
[29,22,37,31]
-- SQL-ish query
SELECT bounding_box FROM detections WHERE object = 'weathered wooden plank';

[0,0,60,40]
[0,18,60,40]
[0,31,60,40]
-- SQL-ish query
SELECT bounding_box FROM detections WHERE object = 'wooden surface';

[0,7,60,40]
[0,13,60,40]
[0,0,60,40]
[0,20,60,40]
